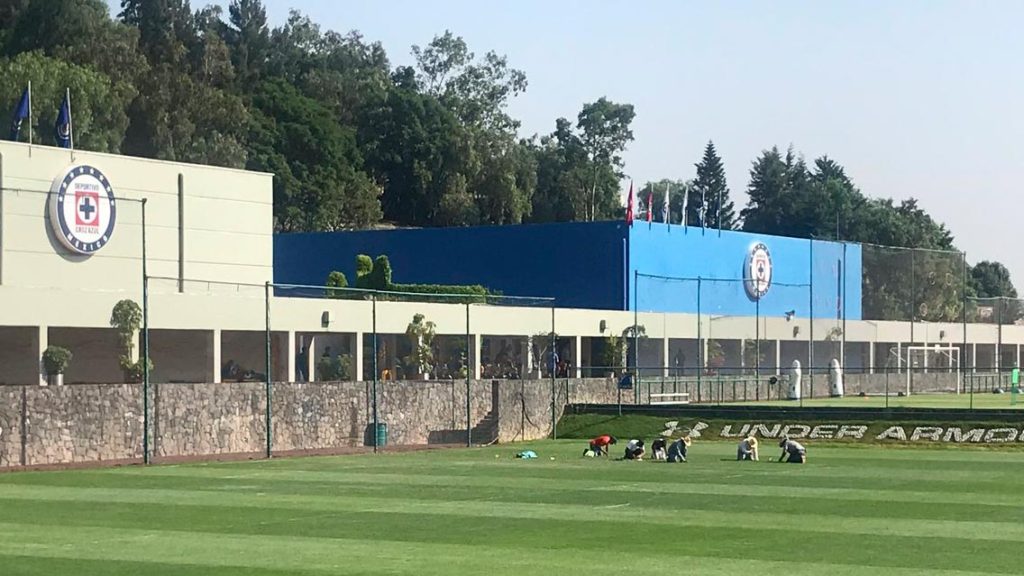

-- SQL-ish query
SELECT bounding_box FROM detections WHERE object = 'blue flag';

[55,92,72,149]
[9,88,29,141]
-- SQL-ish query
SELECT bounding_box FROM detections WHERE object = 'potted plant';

[42,346,72,386]
[110,299,154,383]
[404,313,436,380]
[601,335,622,378]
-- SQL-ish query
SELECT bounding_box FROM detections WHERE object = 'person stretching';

[778,436,806,464]
[586,434,617,457]
[737,435,759,461]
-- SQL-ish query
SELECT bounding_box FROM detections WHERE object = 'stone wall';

[0,377,627,469]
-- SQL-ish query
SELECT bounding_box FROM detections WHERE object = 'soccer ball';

[583,449,596,458]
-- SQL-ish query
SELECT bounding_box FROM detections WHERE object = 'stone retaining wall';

[0,377,625,469]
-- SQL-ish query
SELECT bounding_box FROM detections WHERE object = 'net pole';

[808,239,814,402]
[264,281,272,459]
[962,253,970,409]
[550,306,556,440]
[466,303,472,447]
[372,293,379,453]
[141,199,150,465]
[633,270,639,403]
[697,277,702,396]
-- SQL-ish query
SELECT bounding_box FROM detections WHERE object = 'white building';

[0,141,1017,388]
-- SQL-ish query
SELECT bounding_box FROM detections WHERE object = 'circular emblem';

[48,165,117,255]
[744,242,772,300]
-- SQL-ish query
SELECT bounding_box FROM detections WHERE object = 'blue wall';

[629,226,863,320]
[273,222,629,309]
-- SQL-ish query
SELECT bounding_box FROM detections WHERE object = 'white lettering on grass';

[751,424,782,438]
[809,425,838,439]
[719,424,750,438]
[876,426,907,441]
[910,427,943,442]
[836,425,867,439]
[984,428,1018,443]
[781,424,812,439]
[943,428,986,443]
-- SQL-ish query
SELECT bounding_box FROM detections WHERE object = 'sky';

[108,0,1024,281]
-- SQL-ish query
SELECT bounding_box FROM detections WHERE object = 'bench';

[649,392,690,405]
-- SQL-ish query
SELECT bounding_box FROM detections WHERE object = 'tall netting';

[862,244,966,325]
[633,273,814,404]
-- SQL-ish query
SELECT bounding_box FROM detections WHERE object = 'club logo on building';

[744,242,772,300]
[48,165,117,255]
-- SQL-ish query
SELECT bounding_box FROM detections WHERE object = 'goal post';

[903,344,961,395]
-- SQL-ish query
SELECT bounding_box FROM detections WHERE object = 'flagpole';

[66,88,74,152]
[27,81,32,146]
[717,185,722,237]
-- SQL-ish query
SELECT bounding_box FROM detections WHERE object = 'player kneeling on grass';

[737,435,759,461]
[624,439,646,460]
[778,436,806,464]
[651,437,668,461]
[666,436,691,463]
[584,434,617,457]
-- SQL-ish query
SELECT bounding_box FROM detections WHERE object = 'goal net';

[903,345,961,395]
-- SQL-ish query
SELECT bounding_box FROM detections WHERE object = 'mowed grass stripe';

[0,486,1022,542]
[0,523,1014,576]
[55,465,1024,507]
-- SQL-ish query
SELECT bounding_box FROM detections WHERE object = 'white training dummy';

[829,358,844,397]
[788,359,802,400]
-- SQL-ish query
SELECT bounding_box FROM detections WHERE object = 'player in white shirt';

[624,438,646,460]
[666,436,691,463]
[737,435,759,461]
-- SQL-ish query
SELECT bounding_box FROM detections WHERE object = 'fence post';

[264,281,272,459]
[697,277,702,394]
[551,306,557,439]
[633,270,639,403]
[466,303,472,447]
[809,238,814,401]
[372,293,379,453]
[141,198,150,465]
[962,252,968,404]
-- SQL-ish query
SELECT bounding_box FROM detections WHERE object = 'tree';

[226,0,269,84]
[0,52,130,151]
[247,79,381,231]
[577,97,635,221]
[691,141,734,229]
[741,147,790,233]
[969,261,1022,324]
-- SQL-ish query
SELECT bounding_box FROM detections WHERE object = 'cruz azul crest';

[744,242,772,300]
[48,165,117,255]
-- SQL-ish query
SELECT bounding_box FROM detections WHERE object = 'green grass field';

[2,441,1023,575]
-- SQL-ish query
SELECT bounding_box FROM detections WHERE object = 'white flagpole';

[664,181,670,227]
[66,88,74,151]
[27,81,32,145]
[682,182,689,231]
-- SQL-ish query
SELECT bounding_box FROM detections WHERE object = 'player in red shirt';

[586,435,617,457]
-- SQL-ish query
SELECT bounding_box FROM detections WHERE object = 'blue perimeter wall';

[273,222,630,310]
[273,222,863,319]
[629,225,863,320]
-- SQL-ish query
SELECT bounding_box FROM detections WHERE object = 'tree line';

[0,0,1016,312]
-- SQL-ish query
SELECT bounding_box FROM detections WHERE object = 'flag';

[55,90,72,149]
[9,88,29,141]
[662,182,670,225]
[625,181,634,226]
[646,187,653,223]
[681,183,689,229]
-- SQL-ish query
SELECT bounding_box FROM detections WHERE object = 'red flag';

[625,181,634,226]
[646,188,653,223]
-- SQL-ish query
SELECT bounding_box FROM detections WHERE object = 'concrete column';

[868,343,876,375]
[896,342,902,375]
[972,343,977,373]
[662,336,670,377]
[574,336,583,378]
[472,334,482,380]
[1016,344,1020,370]
[522,336,533,378]
[308,335,318,382]
[212,329,222,383]
[287,331,296,383]
[354,332,364,382]
[36,325,47,386]
[775,340,781,374]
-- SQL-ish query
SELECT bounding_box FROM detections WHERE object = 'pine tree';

[691,141,735,229]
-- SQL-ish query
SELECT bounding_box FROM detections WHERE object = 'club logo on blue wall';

[744,242,773,300]
[48,165,117,255]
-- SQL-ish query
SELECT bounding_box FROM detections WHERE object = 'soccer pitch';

[1,442,1022,575]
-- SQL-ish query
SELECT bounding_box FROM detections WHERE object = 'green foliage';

[110,299,151,380]
[348,254,493,301]
[691,141,735,229]
[404,313,436,376]
[324,271,349,298]
[42,346,72,375]
[317,354,352,381]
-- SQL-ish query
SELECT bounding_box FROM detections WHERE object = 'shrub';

[42,346,72,375]
[325,271,349,299]
[317,355,352,381]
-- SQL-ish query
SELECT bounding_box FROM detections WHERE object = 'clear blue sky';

[108,0,1024,282]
